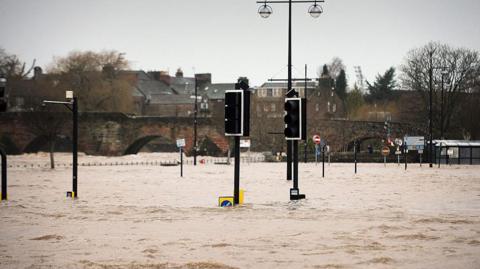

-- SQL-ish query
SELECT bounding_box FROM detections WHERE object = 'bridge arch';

[24,135,72,153]
[345,135,385,152]
[123,135,177,155]
[0,135,20,155]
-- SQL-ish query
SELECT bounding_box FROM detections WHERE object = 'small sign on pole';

[381,146,390,156]
[313,135,321,145]
[176,139,186,148]
[176,139,185,177]
[240,139,251,148]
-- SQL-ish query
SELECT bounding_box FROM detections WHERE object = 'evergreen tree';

[335,69,347,101]
[366,67,397,102]
[346,84,365,119]
[321,64,329,77]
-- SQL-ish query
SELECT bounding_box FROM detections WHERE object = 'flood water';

[1,153,479,268]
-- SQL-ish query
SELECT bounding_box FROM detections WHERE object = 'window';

[263,104,269,112]
[267,88,273,97]
[315,103,319,112]
[16,97,24,106]
[333,104,337,112]
[327,101,331,112]
[271,103,276,112]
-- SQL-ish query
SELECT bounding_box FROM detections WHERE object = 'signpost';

[381,146,389,167]
[313,135,321,165]
[176,139,186,177]
[322,145,325,178]
[354,140,358,174]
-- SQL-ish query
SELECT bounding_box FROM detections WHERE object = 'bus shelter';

[434,140,480,165]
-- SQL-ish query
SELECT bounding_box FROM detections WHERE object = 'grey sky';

[1,0,479,87]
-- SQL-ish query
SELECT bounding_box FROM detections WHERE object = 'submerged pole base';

[66,191,77,199]
[290,188,306,200]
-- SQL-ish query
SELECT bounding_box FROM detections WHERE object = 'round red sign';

[313,135,321,145]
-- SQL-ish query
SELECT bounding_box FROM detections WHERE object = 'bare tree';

[26,110,69,169]
[0,47,35,79]
[400,42,480,138]
[47,50,134,113]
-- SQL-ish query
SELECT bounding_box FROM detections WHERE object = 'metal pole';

[385,156,387,167]
[72,97,78,198]
[438,142,441,168]
[1,148,6,200]
[315,145,318,165]
[304,64,308,163]
[293,140,299,189]
[404,146,407,170]
[429,51,434,168]
[194,76,198,166]
[322,145,325,178]
[286,0,293,181]
[354,140,357,174]
[234,136,240,205]
[440,74,444,139]
[180,147,183,177]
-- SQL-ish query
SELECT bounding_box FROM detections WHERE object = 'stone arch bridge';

[306,119,422,152]
[0,112,421,155]
[0,112,229,156]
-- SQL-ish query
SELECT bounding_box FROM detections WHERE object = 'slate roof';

[201,83,236,100]
[170,76,196,95]
[119,70,174,99]
[259,81,317,89]
[149,94,195,105]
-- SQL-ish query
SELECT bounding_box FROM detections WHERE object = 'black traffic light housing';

[284,97,306,140]
[0,78,7,112]
[224,89,250,137]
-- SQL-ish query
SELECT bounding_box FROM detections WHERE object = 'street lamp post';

[257,0,324,181]
[43,91,78,198]
[440,69,448,139]
[194,75,198,166]
[428,50,434,168]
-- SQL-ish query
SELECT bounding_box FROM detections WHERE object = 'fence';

[7,156,266,169]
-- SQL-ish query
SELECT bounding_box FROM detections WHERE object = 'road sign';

[176,138,186,148]
[240,139,251,148]
[404,136,424,150]
[395,138,403,146]
[381,146,390,156]
[313,135,321,145]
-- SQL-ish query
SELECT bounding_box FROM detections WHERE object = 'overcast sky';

[1,0,479,87]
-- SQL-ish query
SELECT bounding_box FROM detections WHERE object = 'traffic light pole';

[1,147,6,201]
[293,141,298,189]
[234,136,240,205]
[286,0,293,181]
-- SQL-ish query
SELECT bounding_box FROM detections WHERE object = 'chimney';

[33,66,43,79]
[195,73,212,86]
[102,64,115,79]
[175,68,184,78]
[158,71,171,85]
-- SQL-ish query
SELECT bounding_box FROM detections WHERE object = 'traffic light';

[0,78,6,112]
[224,90,250,136]
[284,97,306,140]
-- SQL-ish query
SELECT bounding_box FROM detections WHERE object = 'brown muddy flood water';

[1,153,480,268]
